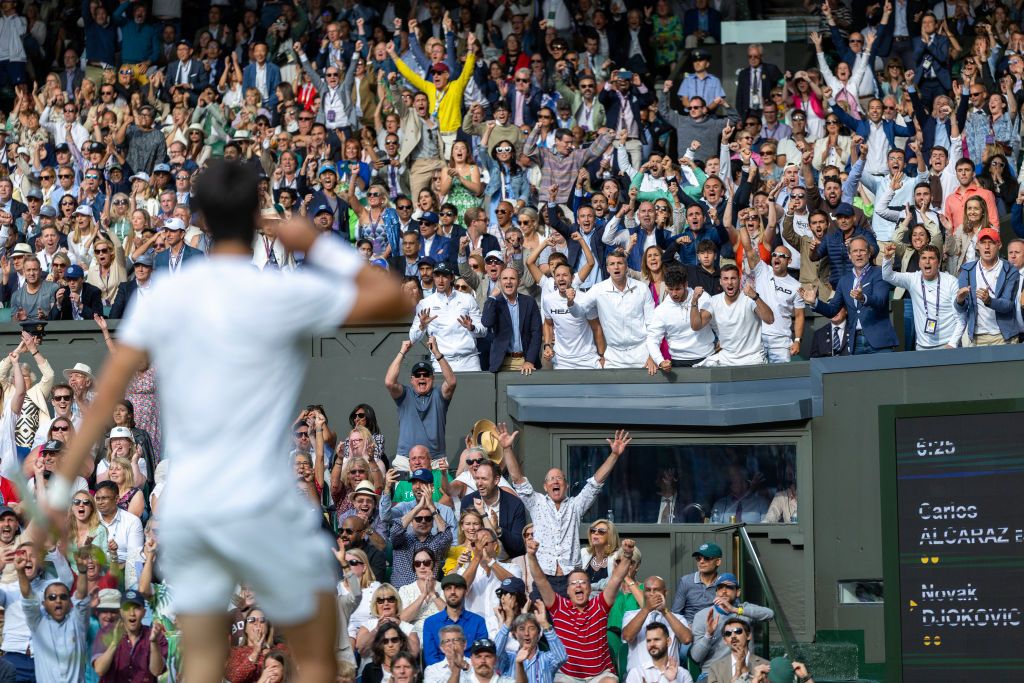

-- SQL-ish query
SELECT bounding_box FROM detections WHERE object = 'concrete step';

[768,642,860,681]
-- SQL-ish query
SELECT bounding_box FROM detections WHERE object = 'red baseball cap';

[977,227,1001,244]
[430,63,450,75]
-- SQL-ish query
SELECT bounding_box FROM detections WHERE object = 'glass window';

[567,442,798,525]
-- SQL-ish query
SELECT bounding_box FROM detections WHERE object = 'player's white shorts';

[160,493,336,624]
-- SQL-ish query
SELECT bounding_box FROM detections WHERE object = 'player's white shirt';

[117,236,362,522]
[541,285,599,367]
[752,261,804,340]
[708,292,762,358]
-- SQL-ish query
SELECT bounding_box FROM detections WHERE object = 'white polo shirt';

[753,261,804,340]
[645,292,716,363]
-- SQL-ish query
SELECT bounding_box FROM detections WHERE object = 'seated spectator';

[580,519,618,587]
[356,584,420,660]
[397,548,446,636]
[338,545,378,647]
[623,622,694,683]
[444,509,486,575]
[223,607,286,682]
[494,605,567,683]
[422,574,488,666]
[705,617,769,683]
[361,622,415,683]
[672,544,724,626]
[689,574,774,675]
[49,264,103,321]
[10,257,58,322]
[607,545,646,674]
[620,577,693,671]
[389,493,453,589]
[710,464,772,524]
[94,481,143,567]
[338,517,387,584]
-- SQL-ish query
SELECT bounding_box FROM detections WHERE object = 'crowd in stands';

[0,0,1021,679]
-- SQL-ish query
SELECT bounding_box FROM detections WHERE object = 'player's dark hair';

[664,263,687,288]
[191,161,260,246]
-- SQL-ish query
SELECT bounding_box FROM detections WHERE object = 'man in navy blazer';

[908,82,968,154]
[481,268,542,373]
[153,218,204,276]
[163,39,208,107]
[242,43,282,113]
[418,212,452,265]
[954,228,1021,345]
[911,14,952,106]
[460,460,527,559]
[803,236,898,354]
[548,203,606,281]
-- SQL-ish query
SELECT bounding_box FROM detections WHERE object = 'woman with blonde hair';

[66,491,108,561]
[108,455,144,518]
[102,192,133,244]
[86,236,127,306]
[356,584,419,658]
[580,518,619,587]
[342,547,380,638]
[129,174,159,216]
[443,509,484,574]
[331,455,376,516]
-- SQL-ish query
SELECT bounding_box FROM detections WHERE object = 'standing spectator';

[739,237,805,363]
[0,0,27,91]
[481,268,542,374]
[953,228,1021,346]
[503,426,630,595]
[526,536,633,683]
[91,590,167,680]
[566,250,655,370]
[385,338,456,464]
[599,71,654,169]
[459,458,526,560]
[809,308,851,358]
[116,106,167,179]
[809,204,879,289]
[646,263,716,371]
[691,265,775,366]
[0,331,53,460]
[676,50,725,112]
[736,45,783,118]
[942,159,999,231]
[241,43,282,113]
[410,262,486,372]
[422,575,488,666]
[911,13,952,106]
[524,124,612,206]
[688,574,774,675]
[803,237,899,354]
[881,243,963,349]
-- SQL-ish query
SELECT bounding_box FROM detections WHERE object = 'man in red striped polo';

[526,536,634,683]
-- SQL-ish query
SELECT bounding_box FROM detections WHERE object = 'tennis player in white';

[51,161,411,682]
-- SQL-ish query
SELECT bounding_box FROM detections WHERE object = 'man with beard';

[0,507,21,583]
[624,622,693,683]
[689,574,774,675]
[691,265,775,366]
[705,618,769,683]
[541,262,602,370]
[18,550,91,683]
[422,574,487,665]
[646,264,715,371]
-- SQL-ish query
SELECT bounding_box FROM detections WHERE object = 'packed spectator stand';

[0,0,1020,680]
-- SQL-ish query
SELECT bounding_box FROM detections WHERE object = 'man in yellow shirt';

[387,33,477,159]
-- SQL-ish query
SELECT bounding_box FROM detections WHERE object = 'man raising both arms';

[51,161,411,683]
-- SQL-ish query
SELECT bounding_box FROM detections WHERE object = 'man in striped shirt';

[523,124,613,205]
[527,537,634,683]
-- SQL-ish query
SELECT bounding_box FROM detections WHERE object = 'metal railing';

[714,523,798,661]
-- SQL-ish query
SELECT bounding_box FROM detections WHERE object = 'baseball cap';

[163,217,186,231]
[129,172,151,183]
[65,264,85,280]
[411,360,434,375]
[122,589,146,607]
[54,143,70,153]
[410,467,433,483]
[430,63,450,75]
[314,204,333,216]
[495,576,526,595]
[0,505,18,520]
[25,188,42,200]
[484,250,504,263]
[133,253,155,268]
[420,211,439,224]
[440,573,467,588]
[175,38,191,48]
[976,227,1001,244]
[417,256,437,268]
[833,203,855,217]
[470,638,497,655]
[39,205,57,218]
[42,439,64,453]
[318,163,337,176]
[715,572,740,589]
[692,48,712,61]
[432,262,454,277]
[153,163,171,174]
[73,205,94,217]
[692,542,723,559]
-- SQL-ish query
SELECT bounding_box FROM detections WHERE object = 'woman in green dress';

[439,140,483,225]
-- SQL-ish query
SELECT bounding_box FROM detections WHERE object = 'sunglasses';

[848,38,863,44]
[440,210,455,217]
[295,431,309,437]
[724,628,745,636]
[413,559,433,567]
[413,515,433,523]
[397,204,413,210]
[72,499,92,507]
[376,596,398,604]
[46,593,70,601]
[51,426,70,435]
[455,284,472,292]
[771,252,791,259]
[349,468,367,475]
[412,371,432,378]
[58,174,73,179]
[687,105,703,110]
[41,175,54,180]
[495,146,513,153]
[367,192,382,198]
[325,72,340,77]
[113,199,128,205]
[826,119,839,124]
[95,248,110,255]
[590,527,608,535]
[466,457,484,466]
[346,559,364,566]
[381,636,402,644]
[353,412,367,419]
[246,616,267,624]
[119,70,132,74]
[53,395,72,402]
[495,208,510,214]
[299,116,314,121]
